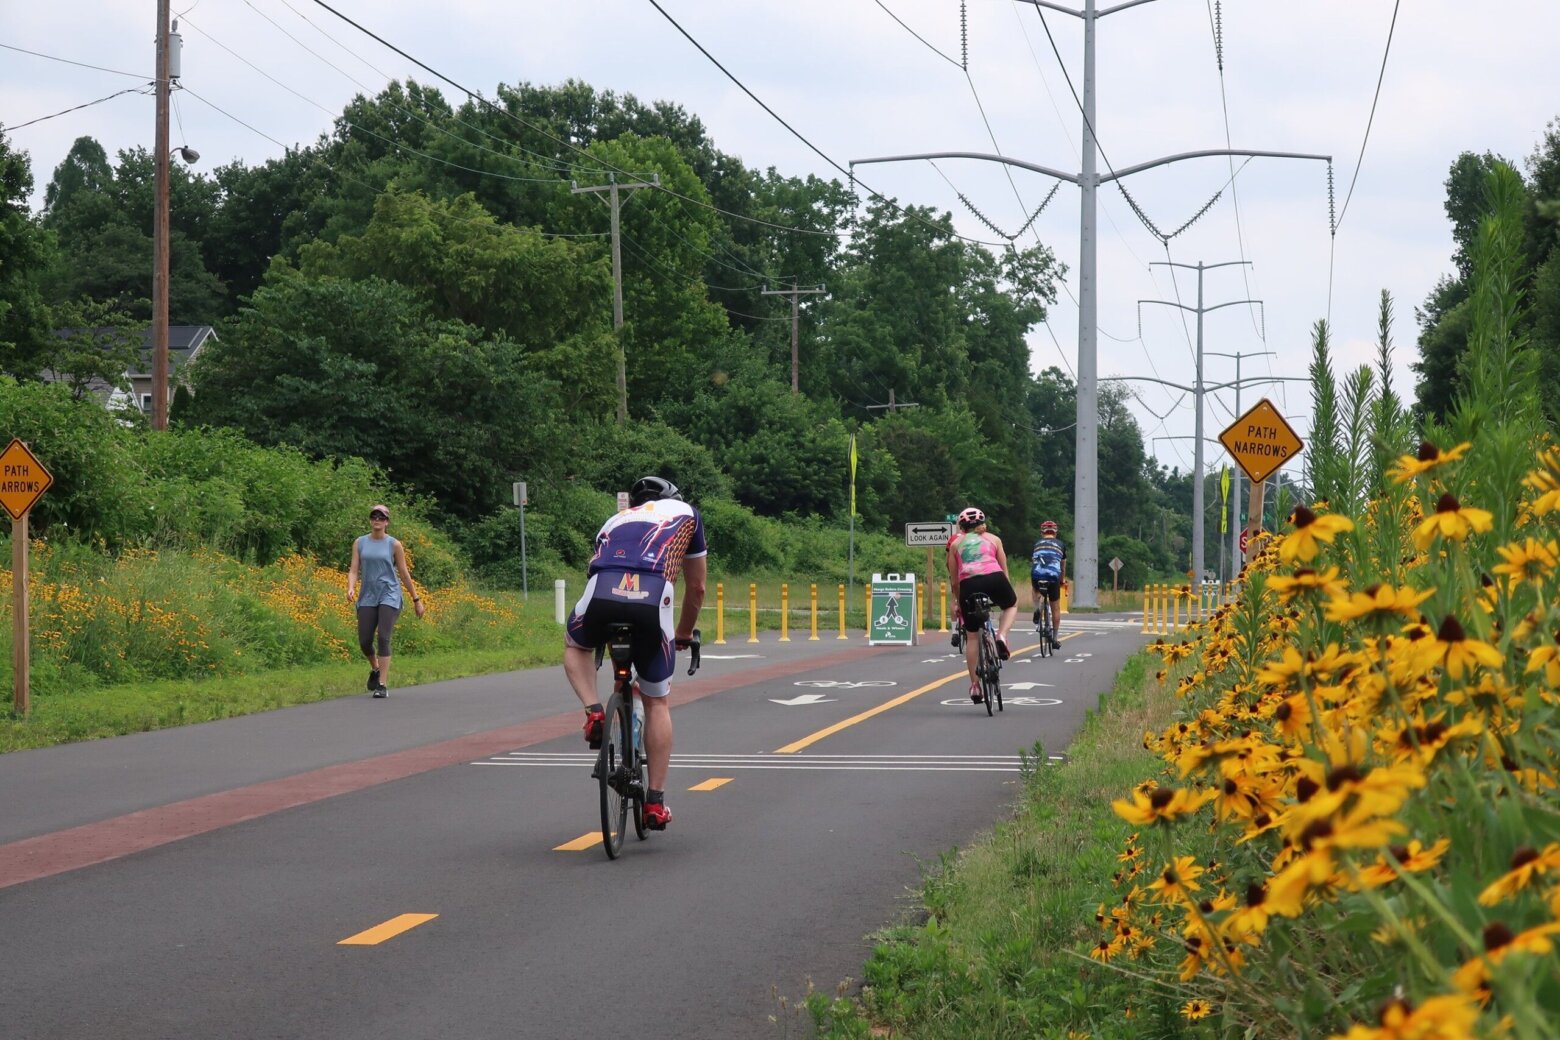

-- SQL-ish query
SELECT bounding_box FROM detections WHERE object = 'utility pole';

[1205,348,1275,572]
[1138,260,1257,589]
[571,173,659,423]
[760,282,825,393]
[865,389,920,413]
[152,0,172,431]
[852,0,1332,607]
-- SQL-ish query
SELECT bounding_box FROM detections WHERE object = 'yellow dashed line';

[554,832,606,852]
[337,913,438,946]
[689,778,732,791]
[774,640,1049,754]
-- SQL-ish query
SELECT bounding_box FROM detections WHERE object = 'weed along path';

[0,616,1148,1040]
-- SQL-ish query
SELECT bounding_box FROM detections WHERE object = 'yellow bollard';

[748,582,759,643]
[779,583,791,641]
[809,583,819,641]
[1155,584,1165,635]
[1172,588,1181,632]
[715,582,726,645]
[837,583,847,640]
[1059,580,1070,616]
[1141,585,1150,633]
[864,583,872,637]
[938,581,949,632]
[916,582,925,635]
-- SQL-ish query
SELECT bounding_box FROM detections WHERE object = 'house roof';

[127,325,218,377]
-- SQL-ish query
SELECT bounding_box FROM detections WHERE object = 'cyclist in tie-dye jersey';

[945,506,1018,703]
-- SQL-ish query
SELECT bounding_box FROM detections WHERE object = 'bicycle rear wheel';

[598,690,632,859]
[631,701,648,841]
[978,629,996,717]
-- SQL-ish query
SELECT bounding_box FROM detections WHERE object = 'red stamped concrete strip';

[0,643,887,890]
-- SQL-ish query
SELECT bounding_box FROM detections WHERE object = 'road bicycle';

[593,625,700,860]
[955,593,1003,716]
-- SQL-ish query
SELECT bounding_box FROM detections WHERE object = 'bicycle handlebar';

[677,629,702,675]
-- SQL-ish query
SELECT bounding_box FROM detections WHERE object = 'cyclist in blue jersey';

[563,476,707,830]
[1030,519,1066,650]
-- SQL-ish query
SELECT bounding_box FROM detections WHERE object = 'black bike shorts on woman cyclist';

[958,571,1017,631]
[565,569,677,697]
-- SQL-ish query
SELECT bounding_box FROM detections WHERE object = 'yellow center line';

[337,913,438,946]
[773,635,1088,754]
[554,832,605,852]
[689,778,733,791]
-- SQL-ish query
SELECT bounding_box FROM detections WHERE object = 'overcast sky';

[4,1,1557,480]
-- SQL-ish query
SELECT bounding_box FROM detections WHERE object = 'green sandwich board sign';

[869,572,916,646]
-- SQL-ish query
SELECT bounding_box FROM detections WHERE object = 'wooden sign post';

[1,439,54,716]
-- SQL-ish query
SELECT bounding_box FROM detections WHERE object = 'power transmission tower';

[1138,260,1258,588]
[760,281,826,393]
[571,173,660,423]
[851,0,1331,607]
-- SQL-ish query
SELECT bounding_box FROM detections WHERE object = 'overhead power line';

[0,42,149,80]
[1334,0,1402,232]
[6,86,147,132]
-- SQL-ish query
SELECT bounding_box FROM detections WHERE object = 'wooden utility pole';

[152,0,172,431]
[865,389,919,413]
[760,281,825,393]
[570,174,659,423]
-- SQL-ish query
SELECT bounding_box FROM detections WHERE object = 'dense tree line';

[0,80,1182,586]
[1413,119,1560,426]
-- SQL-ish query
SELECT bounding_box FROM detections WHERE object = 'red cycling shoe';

[643,801,672,830]
[582,707,605,749]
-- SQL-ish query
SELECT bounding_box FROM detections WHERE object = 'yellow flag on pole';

[849,435,858,516]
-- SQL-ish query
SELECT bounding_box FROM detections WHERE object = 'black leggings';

[357,604,401,657]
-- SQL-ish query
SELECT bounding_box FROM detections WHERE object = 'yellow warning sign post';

[2,438,53,716]
[1218,400,1303,567]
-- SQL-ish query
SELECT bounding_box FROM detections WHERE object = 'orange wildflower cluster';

[1098,442,1560,1037]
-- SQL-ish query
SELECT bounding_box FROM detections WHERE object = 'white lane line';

[475,762,1033,772]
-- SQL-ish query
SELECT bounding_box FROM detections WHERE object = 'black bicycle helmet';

[629,475,683,507]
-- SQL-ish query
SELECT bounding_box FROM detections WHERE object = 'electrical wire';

[870,0,962,69]
[0,42,150,80]
[6,86,147,132]
[1334,0,1401,233]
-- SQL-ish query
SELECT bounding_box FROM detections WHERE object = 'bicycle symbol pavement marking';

[793,679,898,689]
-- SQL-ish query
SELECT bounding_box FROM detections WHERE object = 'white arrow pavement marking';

[769,694,838,706]
[1003,682,1055,690]
[701,654,764,659]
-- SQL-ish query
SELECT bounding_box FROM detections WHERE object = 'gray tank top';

[355,535,403,609]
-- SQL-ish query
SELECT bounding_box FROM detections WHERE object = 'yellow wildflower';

[1279,505,1355,564]
[1491,537,1559,590]
[1478,843,1560,905]
[1386,440,1470,484]
[1324,583,1434,625]
[1412,493,1493,550]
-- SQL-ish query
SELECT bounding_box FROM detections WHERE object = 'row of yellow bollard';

[1140,582,1235,634]
[709,581,965,644]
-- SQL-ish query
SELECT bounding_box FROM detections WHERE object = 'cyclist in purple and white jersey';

[564,476,707,830]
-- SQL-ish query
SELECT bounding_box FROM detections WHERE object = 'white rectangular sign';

[905,522,954,547]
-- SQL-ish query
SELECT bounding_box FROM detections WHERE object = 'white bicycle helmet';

[957,507,986,530]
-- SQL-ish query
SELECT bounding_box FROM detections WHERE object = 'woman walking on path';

[346,504,426,698]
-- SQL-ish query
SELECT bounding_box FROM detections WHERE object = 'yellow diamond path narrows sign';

[0,439,53,521]
[1218,398,1304,485]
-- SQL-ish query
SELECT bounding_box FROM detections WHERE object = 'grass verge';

[800,651,1195,1039]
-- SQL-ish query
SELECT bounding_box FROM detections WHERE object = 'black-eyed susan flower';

[1351,837,1452,890]
[1477,842,1560,905]
[1181,998,1212,1020]
[1386,440,1470,485]
[1491,537,1559,590]
[1324,583,1434,625]
[1112,786,1214,826]
[1412,493,1494,550]
[1526,633,1560,687]
[1431,615,1503,679]
[1327,993,1480,1040]
[1149,856,1205,904]
[1268,566,1348,602]
[1279,505,1355,564]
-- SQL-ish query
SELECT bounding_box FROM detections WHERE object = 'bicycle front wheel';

[599,690,632,859]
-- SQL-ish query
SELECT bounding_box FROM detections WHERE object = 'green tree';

[188,272,568,519]
[41,297,143,400]
[0,130,57,377]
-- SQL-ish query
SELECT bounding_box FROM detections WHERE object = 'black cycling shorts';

[958,571,1017,631]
